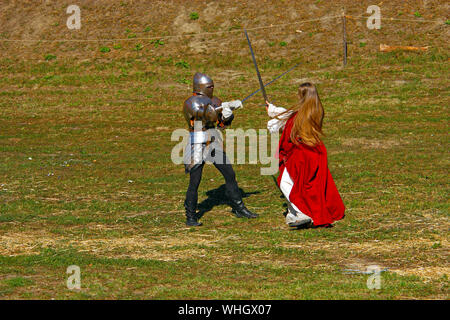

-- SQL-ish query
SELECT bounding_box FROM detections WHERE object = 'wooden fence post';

[342,9,348,66]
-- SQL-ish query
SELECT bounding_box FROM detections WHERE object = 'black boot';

[184,200,202,226]
[230,199,258,219]
[226,186,258,219]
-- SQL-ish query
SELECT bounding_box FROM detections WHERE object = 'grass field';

[0,0,448,299]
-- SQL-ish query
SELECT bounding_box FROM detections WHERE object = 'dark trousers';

[185,160,241,212]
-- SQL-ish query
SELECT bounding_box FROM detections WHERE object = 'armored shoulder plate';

[212,96,222,107]
[183,95,219,130]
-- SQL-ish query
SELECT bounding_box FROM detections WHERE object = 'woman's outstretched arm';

[266,101,293,133]
[266,100,290,118]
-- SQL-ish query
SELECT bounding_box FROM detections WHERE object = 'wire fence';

[0,10,447,66]
[0,16,343,42]
[0,15,446,43]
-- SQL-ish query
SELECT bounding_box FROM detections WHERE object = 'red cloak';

[276,113,345,226]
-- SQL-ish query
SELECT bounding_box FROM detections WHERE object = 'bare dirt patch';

[0,230,241,261]
[281,238,449,280]
[0,231,64,256]
[390,266,448,280]
[341,137,406,149]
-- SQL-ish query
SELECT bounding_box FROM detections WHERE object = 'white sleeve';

[267,103,293,133]
[267,118,287,133]
[221,100,243,110]
[267,103,289,118]
[221,106,233,119]
[221,100,243,119]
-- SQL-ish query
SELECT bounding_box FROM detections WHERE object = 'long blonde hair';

[278,82,324,147]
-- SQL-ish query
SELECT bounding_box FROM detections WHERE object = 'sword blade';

[241,62,301,103]
[244,29,268,103]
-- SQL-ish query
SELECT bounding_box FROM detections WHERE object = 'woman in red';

[266,82,345,228]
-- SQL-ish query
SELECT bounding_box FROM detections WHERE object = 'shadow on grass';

[197,184,260,218]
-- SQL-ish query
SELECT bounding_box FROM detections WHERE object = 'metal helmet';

[193,72,214,98]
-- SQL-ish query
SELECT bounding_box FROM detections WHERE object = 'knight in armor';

[182,72,258,226]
